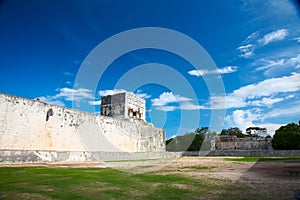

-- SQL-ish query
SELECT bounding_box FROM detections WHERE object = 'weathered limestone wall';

[0,93,165,153]
[211,136,272,151]
[182,150,300,157]
[0,150,181,164]
[207,150,300,156]
[125,92,146,121]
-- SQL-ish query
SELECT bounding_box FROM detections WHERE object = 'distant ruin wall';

[183,150,300,156]
[0,93,165,153]
[211,136,272,151]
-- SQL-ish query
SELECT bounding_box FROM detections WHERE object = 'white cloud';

[209,95,245,109]
[237,29,290,59]
[207,73,300,109]
[293,37,300,42]
[217,66,238,74]
[151,92,191,107]
[37,96,65,107]
[38,87,95,107]
[221,73,300,135]
[243,31,260,44]
[255,58,285,71]
[136,93,151,99]
[231,73,300,99]
[135,89,151,99]
[253,54,300,75]
[99,89,151,99]
[289,54,300,69]
[169,135,177,139]
[88,100,102,105]
[237,44,255,58]
[98,89,126,96]
[180,102,203,110]
[258,29,289,46]
[248,97,285,107]
[155,106,177,112]
[225,109,284,135]
[151,92,202,112]
[54,88,93,102]
[263,100,300,119]
[260,123,284,136]
[225,109,256,131]
[188,66,238,77]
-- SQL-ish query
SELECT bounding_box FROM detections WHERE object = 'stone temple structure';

[101,92,145,121]
[0,92,167,163]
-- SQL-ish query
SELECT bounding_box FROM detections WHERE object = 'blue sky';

[0,0,300,138]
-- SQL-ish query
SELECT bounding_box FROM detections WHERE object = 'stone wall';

[101,93,126,118]
[101,92,146,121]
[211,135,272,151]
[0,150,181,164]
[0,93,165,153]
[182,150,300,156]
[125,92,146,121]
[208,150,300,156]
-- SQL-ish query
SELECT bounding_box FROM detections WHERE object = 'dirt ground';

[2,156,300,199]
[159,157,300,199]
[105,156,300,199]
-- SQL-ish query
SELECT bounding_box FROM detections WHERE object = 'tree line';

[166,121,300,151]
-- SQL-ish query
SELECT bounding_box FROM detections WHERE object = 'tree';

[220,127,245,138]
[272,123,300,150]
[245,127,268,138]
[166,127,214,151]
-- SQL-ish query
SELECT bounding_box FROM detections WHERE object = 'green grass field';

[0,156,299,199]
[0,166,229,200]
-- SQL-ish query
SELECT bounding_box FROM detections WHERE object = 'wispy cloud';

[155,105,177,112]
[180,102,202,110]
[254,54,300,74]
[135,89,151,99]
[255,58,285,71]
[188,66,238,77]
[152,92,191,107]
[38,87,94,106]
[293,37,300,42]
[88,100,102,105]
[258,29,289,46]
[98,89,151,99]
[237,29,289,59]
[237,44,255,58]
[37,96,65,107]
[224,98,300,135]
[263,100,300,119]
[243,31,260,44]
[224,108,285,135]
[151,92,202,112]
[98,89,126,96]
[54,88,93,102]
[207,73,300,109]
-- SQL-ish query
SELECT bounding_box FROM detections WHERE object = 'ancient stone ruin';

[101,92,146,121]
[210,135,272,151]
[0,92,167,163]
